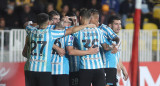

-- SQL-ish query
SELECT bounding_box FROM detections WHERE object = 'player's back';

[26,25,65,72]
[73,27,105,69]
[51,35,71,75]
[28,27,53,72]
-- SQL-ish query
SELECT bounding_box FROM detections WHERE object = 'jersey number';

[71,78,78,85]
[52,38,61,54]
[82,39,98,48]
[31,40,47,56]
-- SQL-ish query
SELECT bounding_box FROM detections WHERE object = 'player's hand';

[117,64,121,77]
[56,47,65,57]
[123,70,128,81]
[87,24,96,28]
[88,45,99,54]
[111,45,118,54]
[63,16,72,23]
[30,23,38,27]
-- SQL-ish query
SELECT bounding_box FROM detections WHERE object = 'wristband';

[28,21,33,25]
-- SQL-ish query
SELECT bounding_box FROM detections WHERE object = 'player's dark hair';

[66,12,76,26]
[88,9,99,15]
[108,15,121,25]
[79,8,91,19]
[66,12,76,17]
[48,10,60,20]
[37,13,49,25]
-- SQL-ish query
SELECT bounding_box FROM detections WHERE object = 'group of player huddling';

[22,8,128,86]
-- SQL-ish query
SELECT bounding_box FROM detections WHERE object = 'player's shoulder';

[47,25,56,30]
[26,25,37,31]
[100,24,111,30]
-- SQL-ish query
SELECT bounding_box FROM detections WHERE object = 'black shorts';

[28,72,52,86]
[52,74,69,86]
[79,69,105,86]
[69,72,79,86]
[104,68,118,86]
[25,70,31,86]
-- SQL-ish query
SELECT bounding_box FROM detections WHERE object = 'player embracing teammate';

[22,8,128,86]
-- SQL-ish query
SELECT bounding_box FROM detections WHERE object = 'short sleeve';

[100,30,106,44]
[100,24,117,40]
[65,35,74,46]
[25,25,37,35]
[72,31,79,38]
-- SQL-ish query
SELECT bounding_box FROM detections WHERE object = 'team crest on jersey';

[70,36,73,40]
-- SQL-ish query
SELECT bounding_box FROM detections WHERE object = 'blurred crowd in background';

[0,0,159,30]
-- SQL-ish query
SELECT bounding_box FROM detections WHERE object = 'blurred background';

[0,0,160,62]
[0,0,160,86]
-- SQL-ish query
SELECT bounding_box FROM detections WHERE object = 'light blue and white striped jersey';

[100,24,117,40]
[26,25,66,72]
[72,27,105,69]
[25,25,38,35]
[102,36,121,68]
[51,35,73,75]
[66,35,80,72]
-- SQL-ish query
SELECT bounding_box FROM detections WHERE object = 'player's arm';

[66,45,99,56]
[101,43,118,54]
[22,36,29,57]
[23,21,38,28]
[52,44,65,57]
[101,43,113,51]
[65,24,96,36]
[119,58,128,81]
[100,31,117,53]
[101,25,120,48]
[112,37,121,48]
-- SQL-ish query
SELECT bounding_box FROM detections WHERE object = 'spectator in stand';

[100,4,116,25]
[61,4,69,17]
[19,4,36,28]
[107,0,120,14]
[3,5,19,29]
[0,18,6,30]
[0,0,7,15]
[141,0,155,29]
[32,0,45,14]
[119,0,135,29]
[47,0,57,8]
[0,17,9,49]
[86,0,101,10]
[46,3,55,14]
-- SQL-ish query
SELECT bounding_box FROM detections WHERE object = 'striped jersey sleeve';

[66,35,74,46]
[25,25,37,35]
[100,24,117,40]
[99,29,106,44]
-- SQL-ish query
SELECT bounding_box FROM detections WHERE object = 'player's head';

[55,16,72,29]
[79,8,91,25]
[66,12,77,26]
[89,9,99,27]
[108,15,121,34]
[55,21,64,30]
[48,10,60,25]
[37,13,49,27]
[57,16,72,28]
